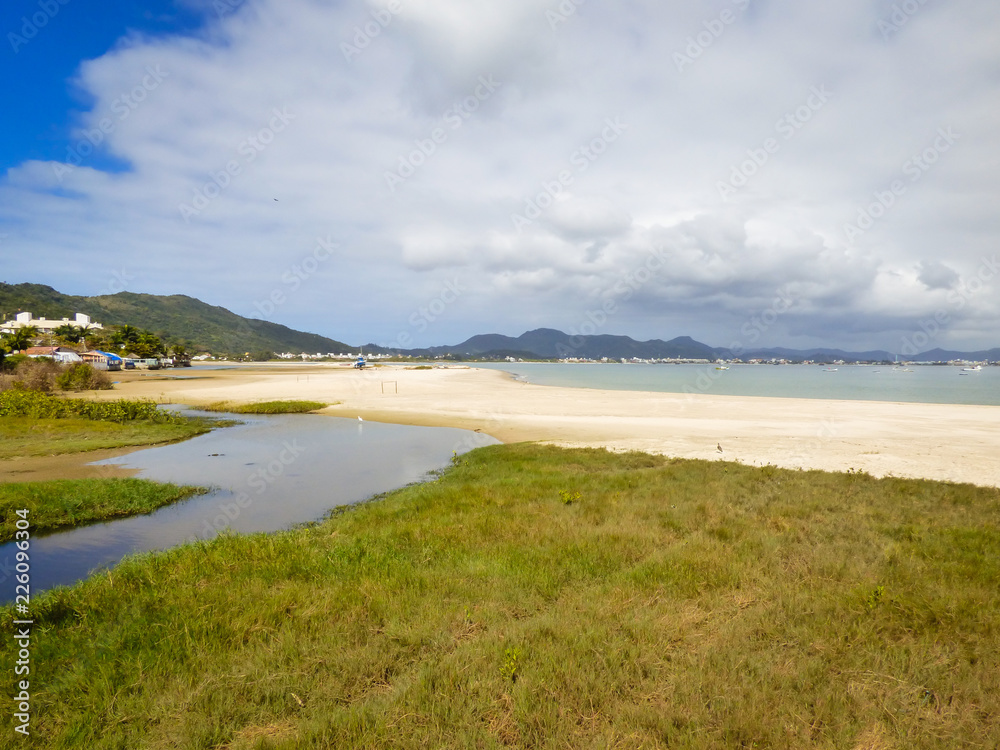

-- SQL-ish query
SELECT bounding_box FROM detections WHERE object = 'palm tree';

[83,329,109,351]
[4,325,39,353]
[54,324,86,345]
[119,325,139,344]
[133,331,164,358]
[109,330,127,351]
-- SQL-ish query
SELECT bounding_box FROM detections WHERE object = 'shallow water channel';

[1,411,497,602]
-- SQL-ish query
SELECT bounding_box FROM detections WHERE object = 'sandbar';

[74,362,1000,488]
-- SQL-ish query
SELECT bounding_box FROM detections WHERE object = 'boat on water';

[962,365,982,372]
[715,366,729,370]
[823,367,838,372]
[891,356,914,373]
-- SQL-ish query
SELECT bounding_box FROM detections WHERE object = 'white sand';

[89,362,1000,488]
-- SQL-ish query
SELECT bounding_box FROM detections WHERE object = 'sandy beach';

[69,362,1000,488]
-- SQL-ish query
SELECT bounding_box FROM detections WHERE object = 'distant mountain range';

[395,329,720,360]
[384,329,998,362]
[2,283,996,362]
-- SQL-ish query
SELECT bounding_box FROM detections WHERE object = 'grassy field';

[4,444,999,748]
[0,416,212,460]
[0,478,205,542]
[0,390,216,461]
[202,400,329,414]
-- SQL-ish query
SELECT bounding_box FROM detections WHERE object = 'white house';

[0,311,104,334]
[23,346,84,363]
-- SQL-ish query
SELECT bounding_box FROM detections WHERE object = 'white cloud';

[1,0,998,351]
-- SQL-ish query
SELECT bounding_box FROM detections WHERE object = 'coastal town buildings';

[0,311,103,334]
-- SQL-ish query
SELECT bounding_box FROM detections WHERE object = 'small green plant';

[500,647,521,683]
[866,585,885,611]
[559,489,581,505]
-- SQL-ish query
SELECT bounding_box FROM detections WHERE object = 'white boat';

[962,365,982,372]
[891,357,913,373]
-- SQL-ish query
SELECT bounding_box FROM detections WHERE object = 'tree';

[53,324,86,344]
[83,328,109,351]
[4,325,38,353]
[107,324,142,353]
[133,331,164,358]
[109,331,126,351]
[118,324,139,344]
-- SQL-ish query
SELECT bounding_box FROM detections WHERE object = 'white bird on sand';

[358,416,363,422]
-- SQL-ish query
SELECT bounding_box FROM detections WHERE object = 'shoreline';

[68,362,1000,488]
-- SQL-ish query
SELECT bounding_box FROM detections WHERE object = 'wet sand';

[0,448,140,483]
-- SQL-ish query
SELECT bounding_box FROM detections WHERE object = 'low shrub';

[5,358,62,392]
[0,360,113,393]
[55,363,113,391]
[0,389,180,424]
[0,353,30,373]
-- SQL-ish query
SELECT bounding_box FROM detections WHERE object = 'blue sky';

[1,1,998,353]
[2,1,206,169]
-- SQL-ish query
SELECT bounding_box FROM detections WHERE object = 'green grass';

[0,389,178,423]
[0,389,220,459]
[4,445,1000,749]
[0,416,212,459]
[0,479,205,542]
[202,400,329,414]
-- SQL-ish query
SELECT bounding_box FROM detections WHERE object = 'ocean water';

[472,362,1000,406]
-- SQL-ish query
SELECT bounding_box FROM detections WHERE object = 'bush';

[0,360,112,393]
[0,353,30,373]
[55,363,112,391]
[8,359,62,392]
[0,390,180,424]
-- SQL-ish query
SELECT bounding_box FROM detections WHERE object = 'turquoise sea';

[472,362,1000,407]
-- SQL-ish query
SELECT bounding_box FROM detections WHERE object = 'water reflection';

[0,413,496,601]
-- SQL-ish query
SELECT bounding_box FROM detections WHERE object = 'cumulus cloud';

[916,261,960,291]
[1,0,998,351]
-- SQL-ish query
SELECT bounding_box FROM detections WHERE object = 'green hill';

[0,283,352,356]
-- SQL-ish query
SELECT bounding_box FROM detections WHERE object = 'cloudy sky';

[1,0,998,352]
